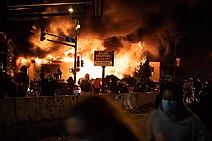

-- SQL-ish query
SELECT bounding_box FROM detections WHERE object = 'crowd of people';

[1,65,212,140]
[182,77,211,103]
[1,65,211,100]
[0,65,155,98]
[65,82,211,141]
[0,65,123,97]
[0,65,102,97]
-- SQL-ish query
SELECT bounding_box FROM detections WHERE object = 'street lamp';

[68,7,74,13]
[73,20,80,82]
[69,8,80,83]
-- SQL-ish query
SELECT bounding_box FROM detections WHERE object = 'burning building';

[13,0,188,81]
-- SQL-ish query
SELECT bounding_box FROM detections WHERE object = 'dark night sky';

[1,0,212,80]
[175,1,212,80]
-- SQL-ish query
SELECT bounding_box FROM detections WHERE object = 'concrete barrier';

[135,92,145,107]
[113,94,124,108]
[130,93,138,109]
[15,96,78,122]
[123,94,135,110]
[0,92,157,125]
[0,98,16,125]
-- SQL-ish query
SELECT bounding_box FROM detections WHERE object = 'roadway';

[39,112,151,141]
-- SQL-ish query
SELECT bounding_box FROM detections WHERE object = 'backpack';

[81,80,91,92]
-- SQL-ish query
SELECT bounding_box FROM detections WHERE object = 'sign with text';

[94,51,114,66]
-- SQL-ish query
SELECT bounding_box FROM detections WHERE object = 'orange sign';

[94,51,114,66]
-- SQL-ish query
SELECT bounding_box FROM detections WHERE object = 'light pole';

[70,6,80,82]
[173,31,187,82]
[68,7,74,13]
[73,20,80,83]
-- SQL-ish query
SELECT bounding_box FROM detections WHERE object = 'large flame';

[16,18,150,80]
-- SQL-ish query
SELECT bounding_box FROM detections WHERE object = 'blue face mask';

[161,100,177,113]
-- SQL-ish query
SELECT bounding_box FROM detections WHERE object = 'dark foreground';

[1,104,211,141]
[0,110,151,141]
[39,113,150,141]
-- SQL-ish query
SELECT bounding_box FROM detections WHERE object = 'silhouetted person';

[80,73,92,94]
[39,72,48,96]
[11,65,29,97]
[148,82,209,141]
[93,78,101,94]
[65,96,141,141]
[58,68,62,79]
[45,75,57,96]
[67,77,74,95]
[53,73,59,80]
[0,68,9,98]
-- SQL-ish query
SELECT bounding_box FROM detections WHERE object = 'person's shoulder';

[188,111,209,139]
[189,112,203,124]
[13,72,21,79]
[15,72,21,76]
[186,108,205,126]
[81,79,86,83]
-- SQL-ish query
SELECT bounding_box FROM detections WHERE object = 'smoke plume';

[14,0,201,59]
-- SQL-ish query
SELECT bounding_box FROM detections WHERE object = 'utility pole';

[74,36,77,82]
[73,19,80,82]
[173,31,188,82]
[102,66,105,93]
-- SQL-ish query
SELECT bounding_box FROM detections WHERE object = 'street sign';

[66,37,76,43]
[94,51,114,66]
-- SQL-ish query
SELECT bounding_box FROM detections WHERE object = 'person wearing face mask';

[11,65,29,97]
[147,82,210,141]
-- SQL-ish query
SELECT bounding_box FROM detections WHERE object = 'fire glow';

[16,19,150,80]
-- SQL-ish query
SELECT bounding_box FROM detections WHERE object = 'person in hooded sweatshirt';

[147,82,210,141]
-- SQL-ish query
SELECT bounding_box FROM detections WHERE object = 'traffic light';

[81,60,84,67]
[40,26,46,41]
[76,67,80,72]
[77,53,80,67]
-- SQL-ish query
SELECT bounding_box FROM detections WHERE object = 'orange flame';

[16,18,155,80]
